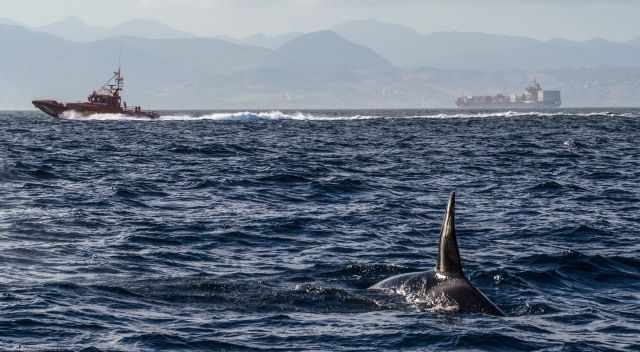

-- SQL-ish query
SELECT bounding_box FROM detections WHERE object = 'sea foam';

[58,110,639,121]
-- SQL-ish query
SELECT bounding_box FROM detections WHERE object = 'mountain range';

[331,19,640,70]
[38,17,193,42]
[1,18,639,109]
[16,17,640,69]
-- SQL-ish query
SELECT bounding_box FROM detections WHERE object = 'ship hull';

[33,100,160,119]
[456,102,561,110]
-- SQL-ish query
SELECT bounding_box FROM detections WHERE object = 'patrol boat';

[33,68,159,119]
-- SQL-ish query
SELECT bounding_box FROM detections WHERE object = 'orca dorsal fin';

[436,192,464,276]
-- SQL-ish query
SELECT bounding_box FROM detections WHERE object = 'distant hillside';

[261,31,394,75]
[243,32,303,49]
[37,17,193,42]
[429,34,640,70]
[0,18,22,26]
[332,19,425,67]
[38,17,108,42]
[110,19,193,40]
[333,19,640,70]
[113,36,270,75]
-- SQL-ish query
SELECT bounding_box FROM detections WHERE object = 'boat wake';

[59,110,640,121]
[61,110,374,121]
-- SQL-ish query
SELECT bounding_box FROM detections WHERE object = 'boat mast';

[114,68,124,96]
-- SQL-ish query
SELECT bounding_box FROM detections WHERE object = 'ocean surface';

[1,109,639,351]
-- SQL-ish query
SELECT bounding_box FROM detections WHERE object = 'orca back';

[369,193,505,316]
[370,271,504,316]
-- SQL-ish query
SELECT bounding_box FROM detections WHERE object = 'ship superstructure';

[456,81,561,109]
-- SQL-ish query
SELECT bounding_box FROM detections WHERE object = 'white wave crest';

[61,111,152,121]
[159,111,347,121]
[59,110,377,121]
[58,110,640,122]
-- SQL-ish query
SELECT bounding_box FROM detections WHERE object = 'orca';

[370,192,504,316]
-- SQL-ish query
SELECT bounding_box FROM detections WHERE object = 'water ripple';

[1,109,639,351]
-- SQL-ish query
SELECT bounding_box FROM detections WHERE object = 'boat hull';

[32,100,160,119]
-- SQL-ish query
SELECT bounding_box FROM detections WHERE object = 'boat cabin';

[88,91,121,107]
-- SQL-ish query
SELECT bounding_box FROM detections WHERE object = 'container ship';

[456,81,561,109]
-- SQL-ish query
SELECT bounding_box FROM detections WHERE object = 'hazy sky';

[1,0,639,41]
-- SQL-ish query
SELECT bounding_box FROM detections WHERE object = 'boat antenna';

[115,42,124,95]
[118,41,123,73]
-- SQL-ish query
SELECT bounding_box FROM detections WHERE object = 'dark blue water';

[1,110,639,351]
